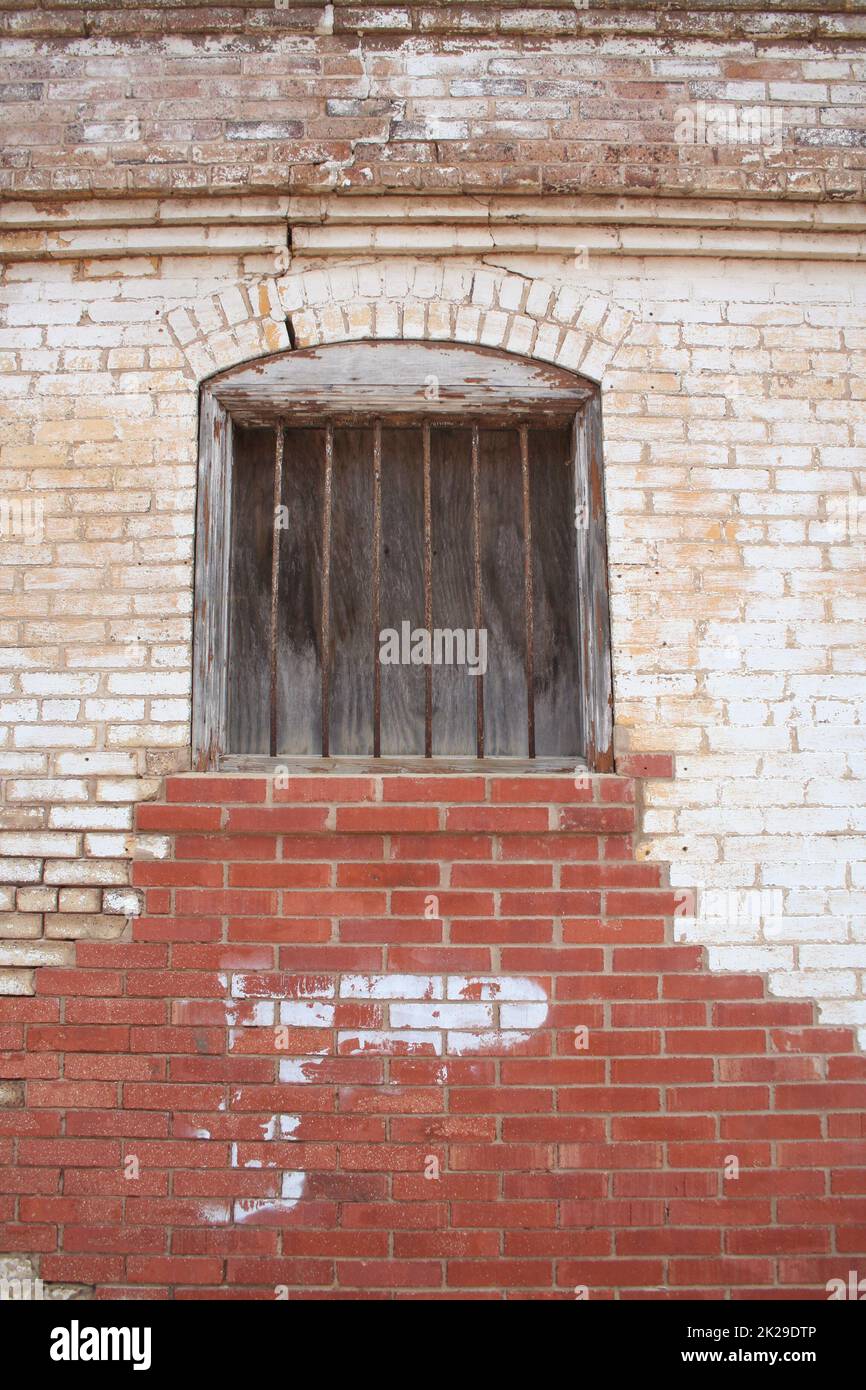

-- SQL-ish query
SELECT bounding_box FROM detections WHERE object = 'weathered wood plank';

[226,425,273,755]
[430,425,476,756]
[213,341,592,424]
[192,391,232,770]
[329,425,375,756]
[221,754,584,775]
[276,426,325,756]
[380,426,425,756]
[269,425,284,756]
[479,427,529,757]
[575,395,614,771]
[530,424,581,758]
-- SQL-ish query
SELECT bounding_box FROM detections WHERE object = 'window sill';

[218,755,588,776]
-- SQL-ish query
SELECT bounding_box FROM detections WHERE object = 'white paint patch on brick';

[389,1001,494,1028]
[279,1000,335,1027]
[448,1030,536,1056]
[340,973,443,1000]
[220,972,550,1219]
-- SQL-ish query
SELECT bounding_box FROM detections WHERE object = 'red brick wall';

[2,764,865,1299]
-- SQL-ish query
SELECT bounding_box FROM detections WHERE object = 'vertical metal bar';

[372,420,382,758]
[423,423,433,758]
[321,423,333,758]
[269,423,284,758]
[472,423,484,759]
[520,423,536,758]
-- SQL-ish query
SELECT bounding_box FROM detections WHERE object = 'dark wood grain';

[530,424,581,758]
[479,427,529,757]
[276,426,324,755]
[226,424,272,755]
[329,424,375,756]
[380,426,425,756]
[430,425,476,756]
[269,425,284,756]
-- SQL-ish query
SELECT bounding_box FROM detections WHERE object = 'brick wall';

[1,768,863,1299]
[2,2,866,199]
[1,0,865,1302]
[1,249,863,1041]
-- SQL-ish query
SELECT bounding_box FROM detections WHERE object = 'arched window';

[193,341,612,771]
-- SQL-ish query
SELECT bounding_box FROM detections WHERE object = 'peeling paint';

[218,972,549,1224]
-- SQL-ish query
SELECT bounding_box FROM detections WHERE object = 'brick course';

[1,3,865,199]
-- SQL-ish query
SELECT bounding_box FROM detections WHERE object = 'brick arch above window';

[174,263,634,774]
[165,261,635,387]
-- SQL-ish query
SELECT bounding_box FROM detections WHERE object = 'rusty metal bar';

[472,424,484,759]
[321,423,333,757]
[423,423,433,758]
[372,420,382,758]
[520,424,536,758]
[269,423,284,757]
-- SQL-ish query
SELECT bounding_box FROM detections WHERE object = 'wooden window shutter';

[193,342,613,773]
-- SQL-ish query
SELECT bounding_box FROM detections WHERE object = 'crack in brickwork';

[166,263,633,383]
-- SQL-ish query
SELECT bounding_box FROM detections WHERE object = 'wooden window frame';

[192,341,613,774]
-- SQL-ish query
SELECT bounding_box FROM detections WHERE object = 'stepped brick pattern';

[2,765,865,1300]
[1,252,863,1031]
